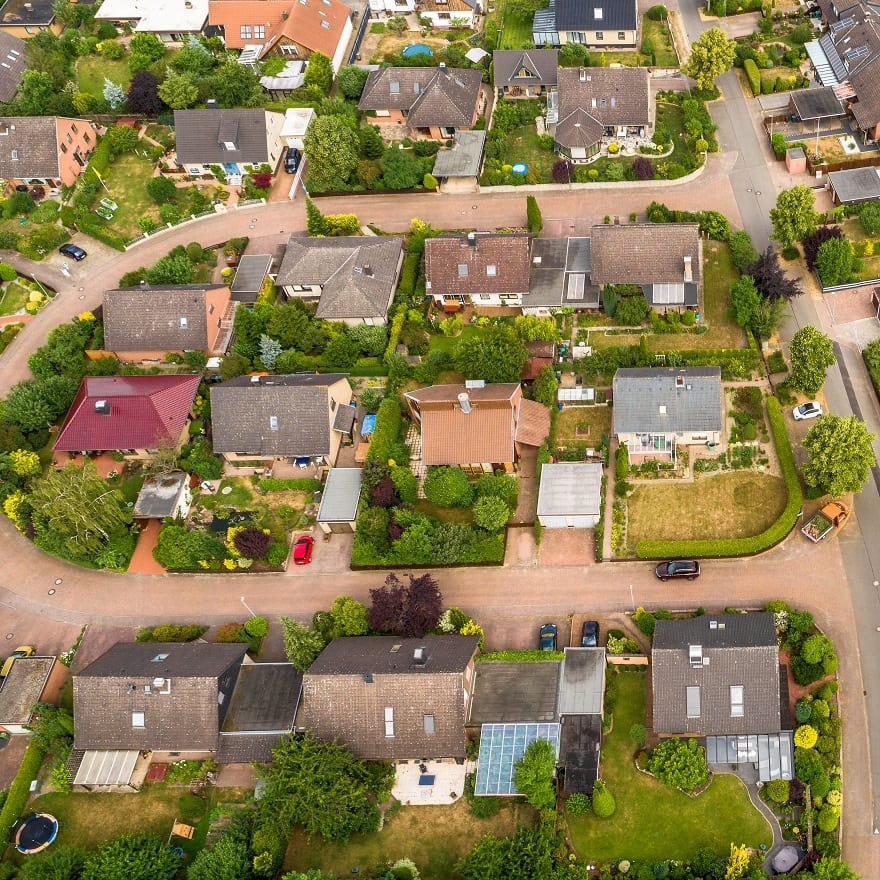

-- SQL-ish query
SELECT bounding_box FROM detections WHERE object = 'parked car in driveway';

[539,623,558,651]
[655,560,701,581]
[793,402,823,421]
[293,535,314,565]
[580,620,599,647]
[284,148,301,173]
[1,645,35,680]
[59,243,87,261]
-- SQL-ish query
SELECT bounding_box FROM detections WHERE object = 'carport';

[537,462,602,528]
[73,750,140,787]
[317,467,362,534]
[468,661,561,724]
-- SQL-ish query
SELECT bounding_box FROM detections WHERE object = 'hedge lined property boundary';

[259,477,321,492]
[365,397,401,464]
[0,741,45,843]
[636,396,802,558]
[476,650,565,662]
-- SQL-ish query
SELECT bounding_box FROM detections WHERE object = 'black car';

[581,620,599,647]
[539,623,558,652]
[284,148,301,173]
[655,559,701,581]
[59,243,87,261]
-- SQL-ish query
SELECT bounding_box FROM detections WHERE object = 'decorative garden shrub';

[591,779,616,817]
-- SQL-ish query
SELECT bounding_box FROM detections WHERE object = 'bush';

[233,526,271,559]
[744,59,761,96]
[473,495,510,532]
[0,741,44,844]
[771,132,787,159]
[794,699,812,723]
[817,803,840,832]
[793,724,818,749]
[244,615,268,638]
[366,397,402,464]
[136,623,208,642]
[616,295,650,326]
[647,4,668,18]
[765,777,790,804]
[634,606,655,636]
[214,622,247,643]
[648,737,708,791]
[566,792,592,815]
[423,466,474,507]
[592,779,616,817]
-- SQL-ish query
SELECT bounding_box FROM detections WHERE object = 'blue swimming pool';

[361,413,376,435]
[402,42,433,57]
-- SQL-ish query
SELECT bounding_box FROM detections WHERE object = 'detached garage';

[537,462,602,528]
[317,468,362,534]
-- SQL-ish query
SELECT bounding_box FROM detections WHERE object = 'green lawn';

[554,404,612,453]
[501,125,558,182]
[428,324,486,355]
[413,499,475,523]
[0,280,32,317]
[98,152,161,241]
[499,1,533,49]
[568,671,772,862]
[641,15,679,66]
[286,799,536,880]
[77,56,133,96]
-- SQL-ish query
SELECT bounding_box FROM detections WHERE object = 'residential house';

[368,0,416,17]
[431,130,486,193]
[210,373,354,467]
[0,116,94,187]
[404,382,550,474]
[589,222,702,310]
[553,67,652,160]
[0,656,65,735]
[612,367,723,463]
[275,235,405,325]
[525,236,599,314]
[132,471,193,520]
[828,164,880,204]
[652,613,792,781]
[419,0,477,29]
[302,635,480,761]
[72,642,303,786]
[533,0,638,48]
[173,108,285,177]
[0,0,61,37]
[809,0,880,140]
[208,0,353,72]
[94,0,208,40]
[0,32,26,102]
[537,462,602,528]
[424,232,531,308]
[358,65,484,139]
[102,284,234,362]
[493,49,558,97]
[53,375,201,460]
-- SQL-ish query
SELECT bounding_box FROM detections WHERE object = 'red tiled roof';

[53,375,200,452]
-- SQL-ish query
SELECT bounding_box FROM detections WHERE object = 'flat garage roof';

[221,662,302,732]
[468,661,561,724]
[537,462,602,518]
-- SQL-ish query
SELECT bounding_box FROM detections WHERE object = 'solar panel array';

[474,723,560,796]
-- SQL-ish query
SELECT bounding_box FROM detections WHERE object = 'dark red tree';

[633,156,654,180]
[369,477,399,508]
[251,172,272,189]
[233,526,271,559]
[802,225,843,271]
[745,247,804,301]
[552,159,572,184]
[126,70,163,116]
[368,572,443,637]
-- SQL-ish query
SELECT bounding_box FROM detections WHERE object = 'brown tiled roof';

[406,383,521,465]
[589,223,701,286]
[0,32,26,102]
[424,233,531,297]
[73,642,247,752]
[516,398,551,447]
[554,106,605,151]
[421,0,474,11]
[207,0,291,49]
[493,49,558,90]
[174,109,275,165]
[521,356,553,381]
[0,116,62,179]
[103,284,226,352]
[302,636,479,760]
[264,0,350,57]
[359,66,482,128]
[850,58,880,129]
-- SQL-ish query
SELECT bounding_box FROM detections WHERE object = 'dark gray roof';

[0,32,26,102]
[850,57,880,129]
[788,86,844,120]
[558,647,605,714]
[307,635,479,675]
[217,732,285,763]
[220,662,301,732]
[74,642,247,752]
[652,614,781,735]
[560,713,601,793]
[231,254,272,302]
[103,285,224,351]
[317,467,362,523]
[431,130,486,178]
[0,116,61,179]
[612,367,722,434]
[210,373,350,457]
[174,109,274,165]
[133,471,189,519]
[276,235,403,320]
[0,656,54,725]
[828,165,880,203]
[556,0,637,31]
[526,236,599,307]
[0,0,55,26]
[332,402,356,433]
[468,661,561,724]
[493,49,559,89]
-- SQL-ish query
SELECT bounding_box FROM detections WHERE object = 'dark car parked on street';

[655,559,701,581]
[539,623,558,651]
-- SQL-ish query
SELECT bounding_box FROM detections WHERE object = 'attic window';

[180,317,188,328]
[384,706,394,737]
[457,263,469,277]
[321,20,330,27]
[486,264,497,276]
[10,149,17,159]
[686,686,700,718]
[658,404,666,414]
[151,653,169,662]
[730,685,744,717]
[270,415,279,431]
[424,714,435,733]
[0,123,7,135]
[390,80,400,94]
[223,141,237,151]
[132,711,145,728]
[390,644,402,653]
[594,6,602,17]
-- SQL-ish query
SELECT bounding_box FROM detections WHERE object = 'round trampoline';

[402,42,433,57]
[15,813,58,855]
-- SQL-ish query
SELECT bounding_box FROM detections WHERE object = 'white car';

[793,402,823,421]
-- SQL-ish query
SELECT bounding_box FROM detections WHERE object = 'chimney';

[282,8,289,16]
[207,98,219,110]
[683,255,693,283]
[363,264,373,276]
[457,392,471,414]
[467,231,476,247]
[94,400,110,415]
[676,374,684,388]
[579,67,586,82]
[439,62,447,72]
[413,647,428,665]
[184,0,192,7]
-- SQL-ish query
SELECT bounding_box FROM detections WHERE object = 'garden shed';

[316,467,362,534]
[537,462,602,528]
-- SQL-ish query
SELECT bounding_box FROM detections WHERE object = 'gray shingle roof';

[276,235,403,320]
[431,130,486,178]
[103,284,225,351]
[74,642,247,752]
[0,33,26,102]
[526,236,598,308]
[0,116,61,179]
[308,635,480,675]
[174,109,274,165]
[210,373,349,457]
[359,66,482,129]
[612,367,722,434]
[556,0,637,31]
[652,614,782,735]
[492,49,559,89]
[849,57,880,130]
[828,165,880,203]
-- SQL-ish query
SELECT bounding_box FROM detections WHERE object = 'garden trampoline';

[15,813,58,854]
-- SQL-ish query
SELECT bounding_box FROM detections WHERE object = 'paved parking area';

[823,286,880,325]
[538,528,596,566]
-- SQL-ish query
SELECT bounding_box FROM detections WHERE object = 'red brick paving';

[127,519,166,575]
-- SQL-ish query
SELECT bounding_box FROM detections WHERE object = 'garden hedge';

[636,396,802,558]
[365,397,402,464]
[0,741,45,843]
[384,305,407,362]
[259,477,321,492]
[744,59,761,96]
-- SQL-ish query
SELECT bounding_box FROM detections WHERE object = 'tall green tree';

[280,617,327,671]
[81,832,177,880]
[210,59,263,107]
[512,738,557,809]
[454,324,528,384]
[770,185,819,248]
[814,237,854,286]
[304,116,360,191]
[336,65,369,99]
[803,414,875,497]
[157,70,198,109]
[682,27,735,90]
[788,324,835,396]
[531,363,558,408]
[3,376,78,432]
[455,827,553,880]
[729,275,761,330]
[303,51,333,92]
[28,460,132,557]
[526,194,542,233]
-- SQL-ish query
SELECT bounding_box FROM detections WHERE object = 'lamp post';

[240,595,256,618]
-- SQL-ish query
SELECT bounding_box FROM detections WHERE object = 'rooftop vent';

[467,231,476,247]
[364,673,373,683]
[363,264,373,276]
[676,374,684,388]
[250,375,261,383]
[151,653,169,662]
[458,392,471,414]
[709,619,717,629]
[207,98,219,110]
[689,644,703,667]
[413,647,428,665]
[658,403,666,414]
[95,399,110,415]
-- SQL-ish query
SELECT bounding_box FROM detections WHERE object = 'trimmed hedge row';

[260,477,321,491]
[476,650,565,662]
[384,304,407,363]
[744,58,761,96]
[0,740,45,843]
[636,396,802,558]
[399,253,419,297]
[365,397,402,464]
[863,338,880,401]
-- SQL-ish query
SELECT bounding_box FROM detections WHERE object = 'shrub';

[634,606,656,636]
[244,616,268,638]
[473,495,510,532]
[647,4,667,18]
[592,779,616,817]
[629,723,647,746]
[616,443,630,479]
[771,132,786,158]
[233,526,271,559]
[648,737,708,791]
[616,295,650,326]
[795,699,812,723]
[817,803,840,832]
[423,466,474,507]
[793,724,818,749]
[566,792,592,815]
[0,262,16,282]
[766,777,790,804]
[214,622,247,643]
[744,58,761,96]
[0,741,44,844]
[366,397,402,464]
[136,623,208,642]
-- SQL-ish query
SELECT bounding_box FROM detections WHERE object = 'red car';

[293,535,314,565]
